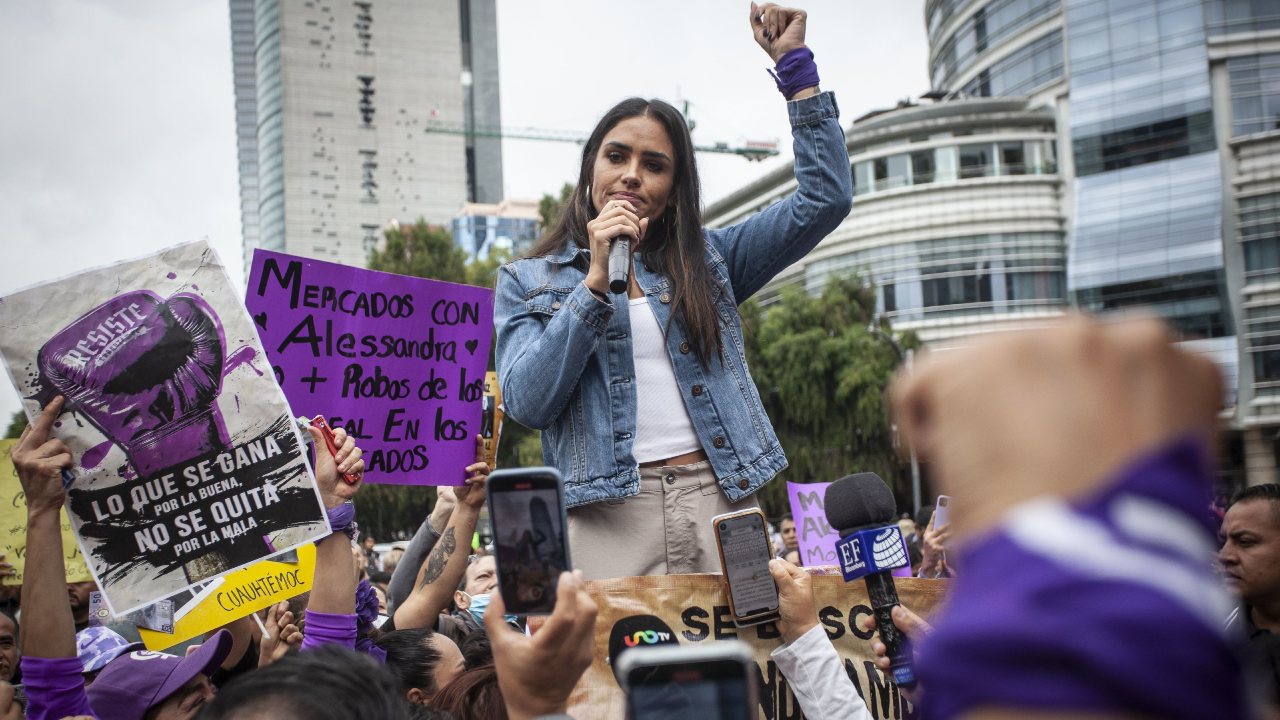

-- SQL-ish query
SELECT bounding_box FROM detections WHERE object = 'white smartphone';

[934,495,951,530]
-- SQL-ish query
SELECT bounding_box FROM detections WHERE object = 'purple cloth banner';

[246,250,494,486]
[787,481,911,577]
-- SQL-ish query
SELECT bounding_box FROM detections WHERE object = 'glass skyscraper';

[707,0,1280,487]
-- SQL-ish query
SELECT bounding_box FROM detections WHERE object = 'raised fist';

[39,291,229,478]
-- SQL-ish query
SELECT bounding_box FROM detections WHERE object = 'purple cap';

[87,629,232,719]
[75,626,144,674]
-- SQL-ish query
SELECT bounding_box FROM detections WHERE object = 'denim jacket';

[494,91,852,508]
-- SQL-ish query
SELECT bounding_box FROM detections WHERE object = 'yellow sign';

[138,542,315,650]
[0,439,93,585]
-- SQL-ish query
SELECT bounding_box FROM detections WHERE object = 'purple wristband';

[767,47,819,100]
[327,502,357,541]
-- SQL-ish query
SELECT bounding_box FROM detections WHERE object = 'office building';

[452,199,540,263]
[706,0,1280,486]
[229,0,503,276]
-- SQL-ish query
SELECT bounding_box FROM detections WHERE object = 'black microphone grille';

[823,472,896,535]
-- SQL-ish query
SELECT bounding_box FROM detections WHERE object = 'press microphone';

[607,614,679,686]
[824,472,916,688]
[608,236,631,294]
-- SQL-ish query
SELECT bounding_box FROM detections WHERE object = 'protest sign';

[787,481,839,567]
[138,542,316,650]
[787,481,912,578]
[565,572,945,719]
[0,439,93,584]
[245,250,495,485]
[0,241,330,615]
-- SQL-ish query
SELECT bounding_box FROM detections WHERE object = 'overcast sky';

[0,0,927,425]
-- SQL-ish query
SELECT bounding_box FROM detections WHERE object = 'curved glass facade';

[852,138,1057,196]
[254,0,284,252]
[805,233,1065,323]
[928,0,982,42]
[958,29,1064,97]
[931,0,1061,91]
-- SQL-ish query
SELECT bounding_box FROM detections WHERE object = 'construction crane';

[423,120,780,161]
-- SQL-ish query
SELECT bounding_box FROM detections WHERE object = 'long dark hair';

[525,98,722,367]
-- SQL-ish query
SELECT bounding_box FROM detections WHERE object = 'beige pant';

[568,461,761,580]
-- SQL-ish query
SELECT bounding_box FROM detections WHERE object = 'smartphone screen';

[628,660,752,720]
[488,469,570,615]
[715,511,778,623]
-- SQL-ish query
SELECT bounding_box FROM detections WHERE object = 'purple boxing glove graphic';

[38,291,230,478]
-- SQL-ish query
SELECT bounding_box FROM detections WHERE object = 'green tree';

[742,275,917,518]
[4,411,26,439]
[538,183,574,231]
[368,221,469,282]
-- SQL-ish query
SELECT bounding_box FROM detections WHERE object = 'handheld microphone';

[607,236,631,294]
[824,472,916,689]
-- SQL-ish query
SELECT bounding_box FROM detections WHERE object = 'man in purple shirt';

[891,315,1258,719]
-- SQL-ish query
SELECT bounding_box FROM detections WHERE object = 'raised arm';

[709,4,852,302]
[299,426,365,651]
[13,397,76,659]
[392,460,489,630]
[13,396,96,720]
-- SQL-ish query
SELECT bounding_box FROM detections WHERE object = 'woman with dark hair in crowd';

[199,646,416,720]
[494,3,852,579]
[429,665,506,720]
[376,628,465,706]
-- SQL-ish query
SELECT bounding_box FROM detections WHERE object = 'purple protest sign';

[786,481,913,577]
[246,250,494,486]
[787,481,838,567]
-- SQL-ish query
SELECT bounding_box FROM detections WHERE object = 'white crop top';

[628,296,702,463]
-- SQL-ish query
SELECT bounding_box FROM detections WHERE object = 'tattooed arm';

[392,460,489,630]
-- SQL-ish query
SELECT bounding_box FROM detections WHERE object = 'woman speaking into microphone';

[494,3,852,579]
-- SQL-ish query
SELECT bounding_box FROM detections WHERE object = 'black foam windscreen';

[607,614,679,686]
[824,472,897,535]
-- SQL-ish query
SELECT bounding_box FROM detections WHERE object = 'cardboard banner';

[786,481,911,578]
[787,481,839,567]
[245,250,495,485]
[0,241,330,614]
[569,573,945,719]
[138,542,316,650]
[0,439,93,584]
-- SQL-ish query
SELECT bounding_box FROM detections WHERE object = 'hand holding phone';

[619,641,757,720]
[934,495,951,531]
[487,467,572,615]
[712,509,780,627]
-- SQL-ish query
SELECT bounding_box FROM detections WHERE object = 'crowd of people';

[3,2,1279,719]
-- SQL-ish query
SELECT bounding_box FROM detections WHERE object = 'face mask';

[462,593,515,625]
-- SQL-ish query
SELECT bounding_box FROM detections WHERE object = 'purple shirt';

[21,656,95,720]
[916,438,1252,719]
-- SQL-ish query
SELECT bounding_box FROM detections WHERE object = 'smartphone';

[712,509,780,627]
[486,467,571,615]
[619,641,757,720]
[934,495,951,530]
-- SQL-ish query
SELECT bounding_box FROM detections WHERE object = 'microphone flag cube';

[835,525,909,582]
